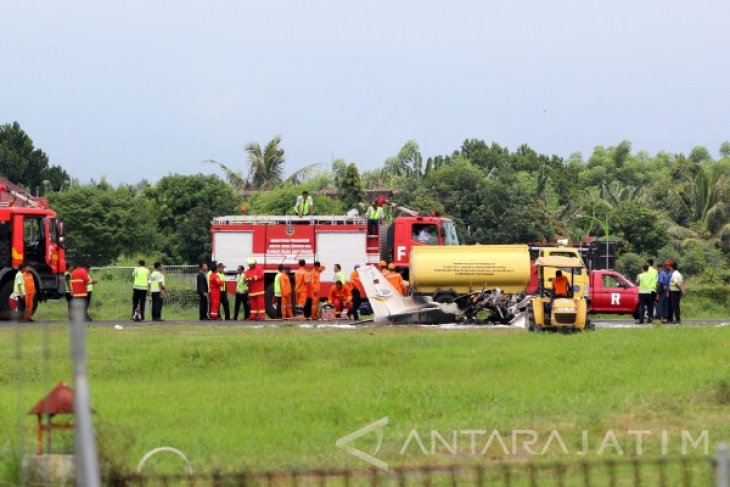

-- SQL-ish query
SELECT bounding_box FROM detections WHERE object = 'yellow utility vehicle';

[528,255,592,332]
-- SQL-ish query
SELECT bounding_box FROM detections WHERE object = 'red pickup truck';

[587,269,640,316]
[528,267,639,316]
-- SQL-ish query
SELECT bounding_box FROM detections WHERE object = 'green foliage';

[247,184,343,215]
[679,243,729,283]
[144,174,239,264]
[615,252,645,279]
[384,140,423,178]
[48,184,159,266]
[0,121,70,193]
[332,160,365,211]
[612,201,669,255]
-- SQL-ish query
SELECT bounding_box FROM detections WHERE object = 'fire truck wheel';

[264,283,277,319]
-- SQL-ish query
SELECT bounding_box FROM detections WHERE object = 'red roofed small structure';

[28,382,94,454]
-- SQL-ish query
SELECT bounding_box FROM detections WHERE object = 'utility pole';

[70,299,100,486]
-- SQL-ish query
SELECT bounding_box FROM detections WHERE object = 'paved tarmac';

[1,318,728,329]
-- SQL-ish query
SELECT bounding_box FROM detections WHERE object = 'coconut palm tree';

[664,163,730,248]
[206,135,317,190]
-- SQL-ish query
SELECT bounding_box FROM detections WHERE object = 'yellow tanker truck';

[408,245,589,330]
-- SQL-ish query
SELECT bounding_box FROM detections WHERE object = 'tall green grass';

[1,325,728,482]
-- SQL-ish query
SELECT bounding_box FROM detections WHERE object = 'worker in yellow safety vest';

[131,260,150,321]
[295,191,314,217]
[635,264,654,325]
[11,266,26,318]
[366,201,383,235]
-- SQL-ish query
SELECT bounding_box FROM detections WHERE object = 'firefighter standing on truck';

[245,257,266,320]
[131,260,150,321]
[366,201,383,236]
[295,191,314,217]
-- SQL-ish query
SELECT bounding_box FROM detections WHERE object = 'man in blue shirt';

[656,259,673,323]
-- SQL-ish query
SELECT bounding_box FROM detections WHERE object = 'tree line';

[1,121,729,283]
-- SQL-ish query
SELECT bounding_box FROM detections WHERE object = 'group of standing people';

[129,260,167,321]
[636,258,685,324]
[195,258,408,321]
[196,258,265,321]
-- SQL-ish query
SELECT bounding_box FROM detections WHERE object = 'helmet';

[379,260,387,268]
[246,257,256,265]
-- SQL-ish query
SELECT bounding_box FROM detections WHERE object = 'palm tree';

[664,164,730,248]
[206,135,318,190]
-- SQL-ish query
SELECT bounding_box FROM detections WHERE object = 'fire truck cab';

[0,178,67,319]
[211,213,458,317]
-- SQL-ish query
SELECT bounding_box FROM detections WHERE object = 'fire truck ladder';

[212,215,368,225]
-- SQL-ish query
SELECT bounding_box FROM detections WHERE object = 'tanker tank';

[409,245,531,295]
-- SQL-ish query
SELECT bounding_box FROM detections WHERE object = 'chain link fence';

[86,266,200,318]
[105,448,728,487]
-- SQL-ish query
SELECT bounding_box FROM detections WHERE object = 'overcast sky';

[2,0,728,183]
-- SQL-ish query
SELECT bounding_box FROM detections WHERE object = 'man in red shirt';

[69,264,91,321]
[245,258,266,320]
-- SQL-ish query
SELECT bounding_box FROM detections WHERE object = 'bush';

[616,252,645,279]
[688,283,730,306]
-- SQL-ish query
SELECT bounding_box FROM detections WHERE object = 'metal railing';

[106,446,728,487]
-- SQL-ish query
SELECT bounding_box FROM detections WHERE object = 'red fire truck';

[0,178,67,318]
[210,211,459,316]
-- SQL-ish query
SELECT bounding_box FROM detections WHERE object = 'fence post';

[718,443,729,487]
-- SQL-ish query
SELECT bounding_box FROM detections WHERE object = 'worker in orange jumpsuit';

[386,263,408,295]
[245,258,266,320]
[327,280,352,318]
[209,266,223,320]
[310,261,326,320]
[379,260,390,277]
[348,264,365,320]
[295,259,311,318]
[22,264,36,321]
[279,266,293,319]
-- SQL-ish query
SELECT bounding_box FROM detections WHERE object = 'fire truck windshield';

[440,221,459,245]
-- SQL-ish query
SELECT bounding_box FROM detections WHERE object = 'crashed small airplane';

[357,265,529,327]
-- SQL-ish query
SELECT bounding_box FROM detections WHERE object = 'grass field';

[1,324,728,482]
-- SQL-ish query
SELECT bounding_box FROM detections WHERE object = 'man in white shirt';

[148,262,167,322]
[668,261,684,324]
